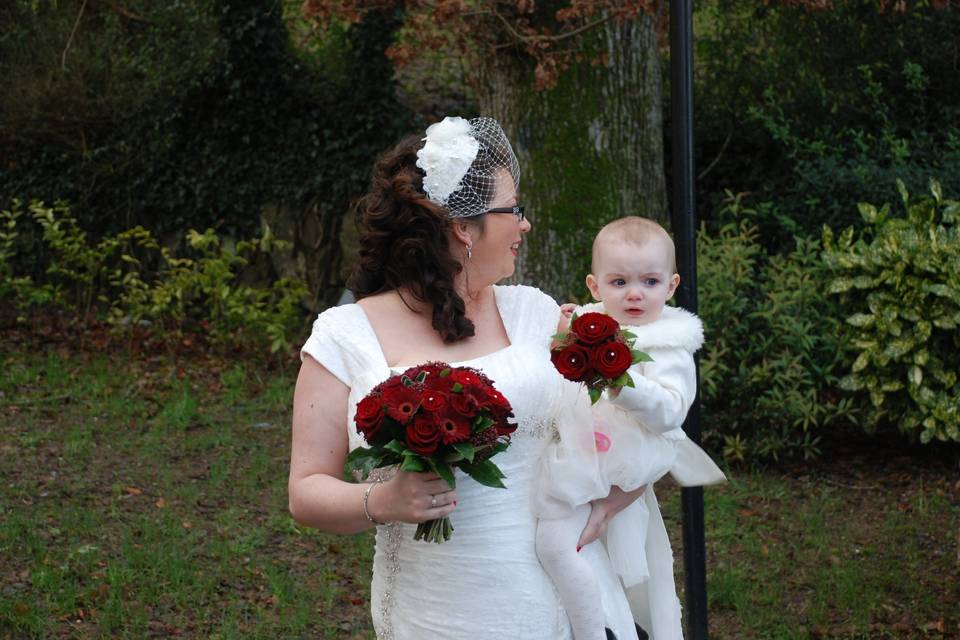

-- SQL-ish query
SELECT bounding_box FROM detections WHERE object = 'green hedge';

[697,198,857,463]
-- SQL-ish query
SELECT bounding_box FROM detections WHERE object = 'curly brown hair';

[348,134,485,343]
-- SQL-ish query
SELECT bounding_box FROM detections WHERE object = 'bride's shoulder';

[494,284,559,310]
[494,285,560,343]
[312,300,364,326]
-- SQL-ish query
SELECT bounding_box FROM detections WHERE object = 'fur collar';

[576,302,704,353]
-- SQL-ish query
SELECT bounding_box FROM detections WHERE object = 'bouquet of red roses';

[346,362,517,543]
[550,312,651,404]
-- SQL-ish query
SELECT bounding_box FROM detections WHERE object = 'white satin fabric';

[301,285,639,640]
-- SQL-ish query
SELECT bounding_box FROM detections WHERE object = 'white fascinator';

[415,116,520,218]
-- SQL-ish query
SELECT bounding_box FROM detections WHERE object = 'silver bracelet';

[363,479,387,526]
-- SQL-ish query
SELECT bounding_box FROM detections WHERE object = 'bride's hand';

[577,484,646,548]
[370,470,458,524]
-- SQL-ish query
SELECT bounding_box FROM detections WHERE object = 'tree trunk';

[478,11,666,301]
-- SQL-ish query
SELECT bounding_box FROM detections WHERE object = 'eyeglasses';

[486,205,526,222]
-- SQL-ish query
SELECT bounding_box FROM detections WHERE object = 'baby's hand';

[557,303,577,334]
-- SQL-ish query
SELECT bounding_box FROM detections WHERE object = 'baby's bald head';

[591,216,676,273]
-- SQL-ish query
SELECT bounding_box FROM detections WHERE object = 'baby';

[536,216,725,640]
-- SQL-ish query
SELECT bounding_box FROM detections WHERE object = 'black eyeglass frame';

[485,205,525,221]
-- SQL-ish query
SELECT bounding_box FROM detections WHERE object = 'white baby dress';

[536,303,726,640]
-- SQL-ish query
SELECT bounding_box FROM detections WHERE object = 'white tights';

[536,504,606,640]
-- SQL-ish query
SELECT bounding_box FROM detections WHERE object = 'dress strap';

[494,284,560,349]
[300,304,390,387]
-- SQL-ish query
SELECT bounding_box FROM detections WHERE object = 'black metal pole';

[669,1,708,639]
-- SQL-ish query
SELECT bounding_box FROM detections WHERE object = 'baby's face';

[586,237,679,326]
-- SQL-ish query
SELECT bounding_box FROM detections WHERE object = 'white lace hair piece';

[415,116,521,218]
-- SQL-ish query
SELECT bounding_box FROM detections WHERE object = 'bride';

[288,116,648,639]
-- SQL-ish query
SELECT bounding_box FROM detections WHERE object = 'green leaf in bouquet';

[439,368,451,377]
[428,458,456,489]
[345,446,380,476]
[588,387,602,405]
[472,415,494,432]
[611,372,631,387]
[631,349,653,363]
[346,446,376,465]
[451,382,463,393]
[400,454,428,472]
[451,441,476,463]
[384,440,407,456]
[401,375,414,387]
[623,373,636,388]
[461,459,506,488]
[620,329,637,341]
[414,371,428,384]
[492,441,509,455]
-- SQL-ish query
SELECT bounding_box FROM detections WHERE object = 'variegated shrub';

[823,179,960,443]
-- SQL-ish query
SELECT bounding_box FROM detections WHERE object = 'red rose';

[420,389,448,413]
[424,372,450,391]
[438,414,471,444]
[383,385,420,423]
[551,344,591,382]
[590,341,633,379]
[571,312,620,345]
[449,368,482,390]
[406,414,441,455]
[451,391,479,417]
[484,388,511,411]
[355,394,384,440]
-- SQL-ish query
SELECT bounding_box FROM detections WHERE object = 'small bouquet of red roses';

[346,362,517,543]
[550,312,651,404]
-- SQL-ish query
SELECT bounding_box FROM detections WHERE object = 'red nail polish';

[454,500,458,506]
[576,546,582,552]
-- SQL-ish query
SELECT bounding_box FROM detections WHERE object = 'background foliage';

[2,0,959,461]
[691,0,960,247]
[0,199,307,354]
[1,0,412,309]
[823,180,960,444]
[696,194,857,463]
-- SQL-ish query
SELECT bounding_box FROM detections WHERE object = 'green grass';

[657,467,960,639]
[1,341,374,640]
[1,336,958,639]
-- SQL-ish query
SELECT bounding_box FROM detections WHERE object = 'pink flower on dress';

[593,431,612,453]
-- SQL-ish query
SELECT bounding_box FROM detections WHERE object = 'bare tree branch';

[91,0,154,25]
[490,7,612,46]
[698,124,733,182]
[62,0,89,70]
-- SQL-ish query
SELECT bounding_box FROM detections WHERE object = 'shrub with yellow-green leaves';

[823,179,960,444]
[0,199,308,354]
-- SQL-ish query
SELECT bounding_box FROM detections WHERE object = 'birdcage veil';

[415,116,520,218]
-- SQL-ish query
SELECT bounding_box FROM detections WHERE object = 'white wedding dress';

[302,285,640,640]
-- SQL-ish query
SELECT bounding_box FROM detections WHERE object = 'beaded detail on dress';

[373,522,403,640]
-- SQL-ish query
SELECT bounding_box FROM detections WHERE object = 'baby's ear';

[585,274,602,301]
[668,273,681,298]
